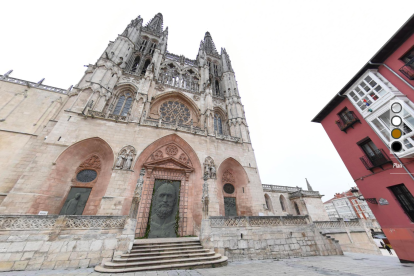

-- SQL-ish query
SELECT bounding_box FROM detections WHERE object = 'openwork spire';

[305,178,313,191]
[145,13,163,33]
[221,48,233,72]
[203,32,218,55]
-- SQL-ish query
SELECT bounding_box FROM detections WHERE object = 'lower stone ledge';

[0,217,136,272]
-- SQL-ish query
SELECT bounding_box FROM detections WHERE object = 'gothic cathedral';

[0,13,265,237]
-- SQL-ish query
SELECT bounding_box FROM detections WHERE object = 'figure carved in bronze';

[148,182,178,238]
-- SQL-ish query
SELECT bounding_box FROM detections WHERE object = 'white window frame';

[369,103,414,157]
[345,71,390,115]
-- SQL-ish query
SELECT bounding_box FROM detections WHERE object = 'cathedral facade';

[0,13,265,238]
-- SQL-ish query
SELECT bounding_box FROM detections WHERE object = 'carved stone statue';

[203,156,216,179]
[210,164,216,179]
[204,162,210,178]
[148,182,177,238]
[115,152,126,169]
[64,193,81,215]
[105,91,112,101]
[134,168,146,197]
[123,153,133,170]
[115,146,136,170]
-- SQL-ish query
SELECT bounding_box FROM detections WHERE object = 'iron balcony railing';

[360,148,392,172]
[399,58,414,80]
[335,111,361,133]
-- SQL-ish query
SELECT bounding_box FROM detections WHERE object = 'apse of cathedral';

[0,12,264,237]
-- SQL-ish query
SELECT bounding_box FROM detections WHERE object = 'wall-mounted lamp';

[350,187,378,204]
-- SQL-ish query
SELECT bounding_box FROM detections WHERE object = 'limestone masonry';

[0,12,375,272]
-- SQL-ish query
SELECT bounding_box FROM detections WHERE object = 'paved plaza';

[1,252,413,276]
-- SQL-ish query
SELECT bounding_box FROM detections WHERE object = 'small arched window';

[215,80,220,96]
[113,93,133,116]
[294,202,300,215]
[280,195,286,211]
[131,56,141,72]
[141,59,151,75]
[265,194,273,212]
[214,114,223,135]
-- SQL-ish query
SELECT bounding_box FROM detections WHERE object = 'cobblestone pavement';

[2,252,414,276]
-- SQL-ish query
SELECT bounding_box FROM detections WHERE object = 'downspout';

[368,61,414,91]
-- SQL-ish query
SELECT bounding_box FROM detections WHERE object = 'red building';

[312,15,414,263]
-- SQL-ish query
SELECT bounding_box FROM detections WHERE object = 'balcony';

[399,63,414,80]
[360,148,393,172]
[335,111,361,133]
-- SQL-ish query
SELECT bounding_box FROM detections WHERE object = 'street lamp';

[350,187,378,204]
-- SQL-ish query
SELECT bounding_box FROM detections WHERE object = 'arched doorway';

[131,134,202,238]
[31,137,114,215]
[216,157,251,216]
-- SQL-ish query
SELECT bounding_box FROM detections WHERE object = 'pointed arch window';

[149,42,157,55]
[280,195,286,211]
[214,114,223,135]
[265,194,273,212]
[139,39,148,52]
[131,56,141,72]
[113,93,133,116]
[215,80,220,96]
[141,59,151,75]
[214,64,219,76]
[294,202,300,215]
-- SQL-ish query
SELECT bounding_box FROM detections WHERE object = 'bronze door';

[224,197,237,216]
[59,187,92,215]
[148,179,181,238]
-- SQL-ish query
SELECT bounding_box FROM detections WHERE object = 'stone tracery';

[166,145,178,156]
[222,169,235,183]
[159,101,191,124]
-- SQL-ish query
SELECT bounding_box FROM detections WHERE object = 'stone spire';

[305,178,313,191]
[145,13,163,33]
[221,48,233,72]
[203,32,218,55]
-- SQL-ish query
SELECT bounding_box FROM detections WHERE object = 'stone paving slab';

[1,252,413,276]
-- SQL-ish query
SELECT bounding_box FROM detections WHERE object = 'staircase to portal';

[94,237,227,273]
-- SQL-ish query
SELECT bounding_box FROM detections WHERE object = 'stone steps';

[121,248,211,258]
[130,245,204,253]
[114,251,216,263]
[131,242,201,249]
[95,237,227,273]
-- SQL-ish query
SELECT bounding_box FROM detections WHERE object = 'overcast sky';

[1,1,413,201]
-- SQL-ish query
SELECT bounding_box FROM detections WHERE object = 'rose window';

[160,101,191,124]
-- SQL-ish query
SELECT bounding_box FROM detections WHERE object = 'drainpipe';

[368,61,414,91]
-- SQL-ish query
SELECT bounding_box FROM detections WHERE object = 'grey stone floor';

[1,252,413,276]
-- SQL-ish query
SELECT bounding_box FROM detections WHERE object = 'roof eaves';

[311,14,414,124]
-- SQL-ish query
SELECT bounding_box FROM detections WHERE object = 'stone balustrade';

[0,75,67,94]
[262,184,321,198]
[88,110,128,122]
[209,216,310,228]
[262,184,300,192]
[314,219,382,233]
[0,215,127,230]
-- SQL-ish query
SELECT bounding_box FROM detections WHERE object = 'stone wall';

[0,215,135,272]
[0,79,68,206]
[200,216,343,261]
[314,219,381,255]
